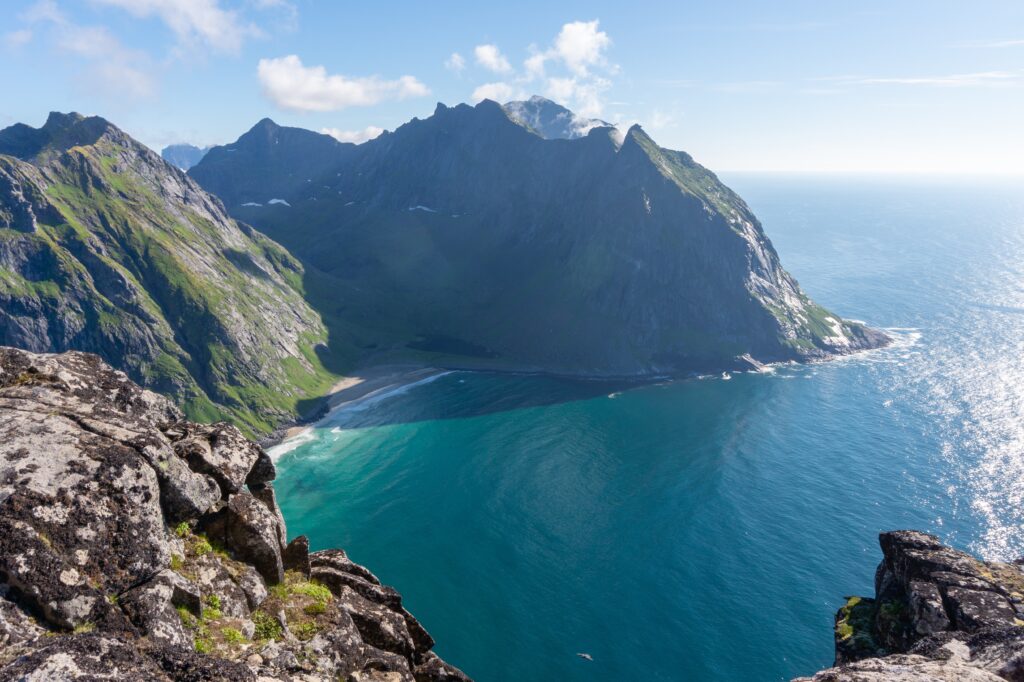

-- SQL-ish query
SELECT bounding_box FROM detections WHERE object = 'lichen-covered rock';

[226,493,285,584]
[0,634,173,681]
[796,530,1024,681]
[282,535,312,576]
[119,569,201,648]
[794,653,1006,681]
[169,422,263,495]
[0,347,469,681]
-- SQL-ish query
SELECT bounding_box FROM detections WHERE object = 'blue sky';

[1,0,1022,173]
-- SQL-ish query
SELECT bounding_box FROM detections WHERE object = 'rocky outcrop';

[795,531,1024,681]
[0,347,469,681]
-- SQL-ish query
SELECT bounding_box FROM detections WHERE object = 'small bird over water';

[577,653,594,661]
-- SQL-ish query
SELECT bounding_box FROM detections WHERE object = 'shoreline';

[263,327,901,453]
[263,365,450,455]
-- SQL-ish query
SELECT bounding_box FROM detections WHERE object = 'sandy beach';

[273,365,448,446]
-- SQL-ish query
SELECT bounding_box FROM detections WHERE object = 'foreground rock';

[794,531,1024,681]
[0,347,469,681]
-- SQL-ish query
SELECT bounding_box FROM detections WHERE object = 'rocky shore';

[0,346,469,681]
[795,531,1024,681]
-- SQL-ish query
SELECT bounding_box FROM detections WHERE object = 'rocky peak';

[502,95,611,139]
[795,531,1024,681]
[0,346,469,681]
[0,112,119,162]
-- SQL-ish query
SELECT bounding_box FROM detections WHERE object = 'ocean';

[270,174,1024,681]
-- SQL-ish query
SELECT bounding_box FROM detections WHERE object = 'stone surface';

[226,492,285,584]
[0,347,469,681]
[796,530,1024,681]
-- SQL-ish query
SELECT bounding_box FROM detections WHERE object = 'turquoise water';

[272,175,1024,681]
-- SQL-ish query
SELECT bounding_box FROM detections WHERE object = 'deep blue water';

[271,175,1024,681]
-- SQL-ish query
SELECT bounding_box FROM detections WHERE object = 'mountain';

[503,95,611,139]
[189,118,355,210]
[0,112,338,434]
[161,143,211,170]
[191,99,888,377]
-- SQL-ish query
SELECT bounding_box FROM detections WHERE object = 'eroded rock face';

[0,347,469,681]
[794,531,1024,681]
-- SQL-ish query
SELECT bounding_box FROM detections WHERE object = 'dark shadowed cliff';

[192,97,888,377]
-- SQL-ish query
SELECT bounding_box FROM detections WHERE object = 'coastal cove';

[270,175,1024,681]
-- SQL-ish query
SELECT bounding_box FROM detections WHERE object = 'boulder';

[282,535,311,576]
[119,569,202,648]
[225,493,285,584]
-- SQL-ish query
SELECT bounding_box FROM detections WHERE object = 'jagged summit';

[0,111,119,161]
[503,95,612,140]
[190,117,353,208]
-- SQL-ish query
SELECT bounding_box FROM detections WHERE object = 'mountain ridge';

[190,97,888,378]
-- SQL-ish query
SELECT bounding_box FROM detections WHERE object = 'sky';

[1,0,1022,174]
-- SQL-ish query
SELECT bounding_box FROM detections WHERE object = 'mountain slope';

[191,98,887,376]
[0,112,337,434]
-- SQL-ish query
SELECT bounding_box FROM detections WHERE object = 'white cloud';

[960,38,1024,48]
[92,0,258,53]
[321,125,385,144]
[820,71,1024,88]
[857,71,1022,87]
[523,50,546,80]
[21,0,64,24]
[649,109,674,130]
[544,75,610,118]
[552,20,610,76]
[456,20,616,117]
[19,1,154,98]
[471,81,520,103]
[445,52,466,72]
[258,55,429,112]
[474,44,512,73]
[2,29,32,49]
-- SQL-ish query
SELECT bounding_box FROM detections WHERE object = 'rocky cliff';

[0,346,468,681]
[192,98,888,378]
[795,531,1024,681]
[0,113,338,435]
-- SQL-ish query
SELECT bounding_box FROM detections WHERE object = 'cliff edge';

[795,531,1024,681]
[0,346,468,681]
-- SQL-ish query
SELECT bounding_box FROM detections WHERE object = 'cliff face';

[0,113,337,435]
[0,346,468,681]
[795,531,1024,681]
[192,99,888,378]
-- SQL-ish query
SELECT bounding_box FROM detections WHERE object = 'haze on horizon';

[1,0,1022,175]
